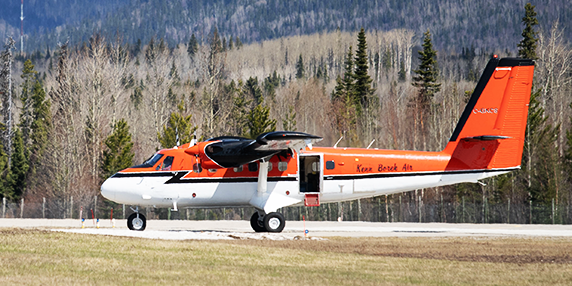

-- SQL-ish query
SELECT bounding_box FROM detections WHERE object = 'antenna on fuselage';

[366,139,375,149]
[333,136,343,148]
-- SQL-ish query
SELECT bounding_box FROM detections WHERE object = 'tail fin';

[444,57,535,171]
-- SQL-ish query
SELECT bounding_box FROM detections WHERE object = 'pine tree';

[521,91,559,206]
[19,59,38,146]
[101,119,135,180]
[353,28,375,116]
[282,105,297,131]
[518,3,539,60]
[27,79,51,179]
[331,46,358,143]
[515,3,560,213]
[158,101,197,149]
[342,46,355,97]
[235,36,242,49]
[228,80,250,136]
[228,36,234,50]
[295,54,305,79]
[412,30,441,104]
[7,129,28,199]
[247,97,276,139]
[564,103,572,186]
[0,123,9,199]
[411,29,440,149]
[244,77,263,104]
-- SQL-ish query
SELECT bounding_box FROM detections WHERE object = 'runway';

[2,219,572,240]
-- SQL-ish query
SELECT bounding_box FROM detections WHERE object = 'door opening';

[299,155,321,193]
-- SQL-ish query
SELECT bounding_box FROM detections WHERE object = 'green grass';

[0,229,571,285]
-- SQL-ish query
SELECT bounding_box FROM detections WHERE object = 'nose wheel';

[127,212,146,231]
[250,212,285,233]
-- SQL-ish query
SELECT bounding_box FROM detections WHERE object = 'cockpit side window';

[132,153,164,168]
[161,156,174,171]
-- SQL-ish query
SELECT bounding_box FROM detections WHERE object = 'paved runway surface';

[2,219,572,240]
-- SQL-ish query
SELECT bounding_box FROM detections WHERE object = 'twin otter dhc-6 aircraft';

[101,56,534,232]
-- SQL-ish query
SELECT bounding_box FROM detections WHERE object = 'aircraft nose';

[100,178,116,200]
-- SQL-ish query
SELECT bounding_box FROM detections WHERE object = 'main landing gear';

[127,207,146,231]
[250,211,285,232]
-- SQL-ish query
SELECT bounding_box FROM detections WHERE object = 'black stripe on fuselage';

[110,167,518,184]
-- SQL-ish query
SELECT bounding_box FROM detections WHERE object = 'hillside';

[0,0,571,52]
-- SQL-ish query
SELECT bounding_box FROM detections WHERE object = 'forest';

[0,3,571,224]
[1,0,572,52]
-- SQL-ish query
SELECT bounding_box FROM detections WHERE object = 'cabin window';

[233,165,243,173]
[193,163,203,173]
[311,162,320,172]
[267,163,273,172]
[208,169,217,173]
[248,162,258,172]
[278,162,288,172]
[326,160,335,170]
[161,156,174,171]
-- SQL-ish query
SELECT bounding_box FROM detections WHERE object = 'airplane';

[101,56,535,232]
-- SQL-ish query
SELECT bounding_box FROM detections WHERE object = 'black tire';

[250,212,266,232]
[127,212,146,231]
[263,212,285,233]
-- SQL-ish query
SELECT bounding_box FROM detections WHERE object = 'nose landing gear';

[250,211,285,233]
[127,207,146,231]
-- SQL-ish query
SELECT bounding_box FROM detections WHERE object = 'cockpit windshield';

[132,153,164,168]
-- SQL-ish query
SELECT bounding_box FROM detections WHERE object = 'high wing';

[185,131,322,168]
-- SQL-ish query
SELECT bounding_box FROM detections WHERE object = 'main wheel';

[127,212,146,231]
[250,212,266,232]
[263,212,285,233]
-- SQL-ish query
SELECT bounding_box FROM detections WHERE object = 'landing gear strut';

[250,211,285,233]
[127,207,146,231]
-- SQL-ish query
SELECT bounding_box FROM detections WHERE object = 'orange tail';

[444,57,535,171]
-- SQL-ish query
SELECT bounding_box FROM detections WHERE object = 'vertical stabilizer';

[445,57,535,171]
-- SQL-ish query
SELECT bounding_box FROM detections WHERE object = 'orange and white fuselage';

[101,57,535,232]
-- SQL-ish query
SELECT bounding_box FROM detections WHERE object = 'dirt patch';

[221,236,572,264]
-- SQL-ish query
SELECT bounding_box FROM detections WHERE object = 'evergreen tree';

[516,3,560,208]
[398,60,406,82]
[295,54,305,79]
[411,29,440,149]
[244,77,263,104]
[521,91,559,205]
[247,97,276,139]
[331,46,358,143]
[158,101,197,148]
[7,129,28,199]
[564,103,572,186]
[342,46,355,97]
[412,29,441,104]
[235,36,242,49]
[518,3,539,60]
[353,28,375,115]
[282,105,297,131]
[228,36,234,50]
[27,79,51,178]
[228,80,250,136]
[0,123,9,199]
[101,118,135,180]
[169,60,180,86]
[19,59,38,146]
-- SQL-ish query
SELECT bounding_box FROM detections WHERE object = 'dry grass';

[0,228,571,285]
[225,236,572,264]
